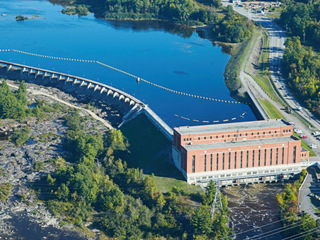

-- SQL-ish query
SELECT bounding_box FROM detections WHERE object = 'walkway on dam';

[5,81,114,130]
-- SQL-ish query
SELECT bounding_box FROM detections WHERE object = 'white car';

[297,106,302,111]
[312,131,320,136]
[308,144,317,149]
[294,128,302,134]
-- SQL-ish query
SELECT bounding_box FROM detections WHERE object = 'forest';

[54,0,254,43]
[280,1,320,46]
[33,110,232,239]
[282,37,320,117]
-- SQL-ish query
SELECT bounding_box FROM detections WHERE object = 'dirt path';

[7,82,114,130]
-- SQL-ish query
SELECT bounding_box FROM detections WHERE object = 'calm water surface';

[0,0,256,127]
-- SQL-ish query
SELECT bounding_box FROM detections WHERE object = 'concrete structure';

[0,60,174,142]
[172,119,310,186]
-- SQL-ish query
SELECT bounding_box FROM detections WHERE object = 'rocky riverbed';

[0,80,111,239]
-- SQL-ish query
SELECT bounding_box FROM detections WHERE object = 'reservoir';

[0,0,256,128]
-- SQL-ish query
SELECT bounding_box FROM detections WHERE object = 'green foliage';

[276,172,318,238]
[0,80,27,119]
[213,7,254,43]
[62,5,90,15]
[106,129,126,151]
[16,15,27,21]
[34,161,45,171]
[0,183,12,201]
[282,37,320,117]
[280,2,320,45]
[18,194,27,202]
[34,110,230,238]
[10,126,31,146]
[71,0,221,25]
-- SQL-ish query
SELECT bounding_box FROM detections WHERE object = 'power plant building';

[172,119,309,185]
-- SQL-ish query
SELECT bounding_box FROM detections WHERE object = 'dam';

[0,60,173,141]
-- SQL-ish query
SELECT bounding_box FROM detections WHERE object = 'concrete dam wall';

[0,60,173,142]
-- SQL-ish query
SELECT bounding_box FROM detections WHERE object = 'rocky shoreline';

[0,80,111,239]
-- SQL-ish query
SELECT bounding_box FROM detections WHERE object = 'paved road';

[299,168,320,220]
[222,1,320,154]
[6,82,114,130]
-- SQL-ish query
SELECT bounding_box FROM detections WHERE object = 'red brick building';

[172,119,309,185]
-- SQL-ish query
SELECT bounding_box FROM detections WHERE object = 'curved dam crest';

[0,60,174,141]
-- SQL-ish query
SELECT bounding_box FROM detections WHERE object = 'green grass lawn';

[259,98,284,119]
[120,113,202,193]
[293,132,316,157]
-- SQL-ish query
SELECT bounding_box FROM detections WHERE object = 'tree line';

[282,37,320,117]
[280,1,320,46]
[34,110,232,239]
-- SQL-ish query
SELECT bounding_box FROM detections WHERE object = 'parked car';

[312,131,320,136]
[300,135,307,139]
[309,144,317,149]
[294,128,302,134]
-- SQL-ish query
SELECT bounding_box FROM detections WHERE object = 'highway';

[222,0,320,156]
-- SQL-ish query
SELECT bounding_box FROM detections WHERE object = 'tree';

[55,183,69,201]
[191,205,213,237]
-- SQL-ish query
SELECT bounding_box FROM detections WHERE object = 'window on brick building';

[210,136,212,139]
[251,133,254,135]
[216,153,219,170]
[204,154,207,172]
[270,148,273,166]
[210,154,213,171]
[204,137,206,140]
[258,150,261,167]
[246,150,249,167]
[240,151,243,168]
[282,147,285,164]
[269,131,271,134]
[216,136,218,139]
[222,153,225,170]
[192,155,195,173]
[276,148,279,165]
[222,135,224,138]
[252,150,255,166]
[234,152,237,169]
[293,146,296,163]
[228,152,231,169]
[228,135,230,137]
[264,149,267,166]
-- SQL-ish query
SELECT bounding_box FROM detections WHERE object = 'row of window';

[191,146,297,173]
[183,129,291,142]
[189,167,300,181]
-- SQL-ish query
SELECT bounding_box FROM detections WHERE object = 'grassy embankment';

[223,35,252,103]
[120,113,202,194]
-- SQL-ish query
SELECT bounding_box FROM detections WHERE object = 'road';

[222,1,320,154]
[299,168,320,220]
[5,82,114,130]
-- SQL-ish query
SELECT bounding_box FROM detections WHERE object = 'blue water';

[0,0,256,127]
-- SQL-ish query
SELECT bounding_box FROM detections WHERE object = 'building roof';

[175,119,289,135]
[182,136,298,151]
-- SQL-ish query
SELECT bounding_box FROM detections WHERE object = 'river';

[0,1,282,239]
[0,0,256,128]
